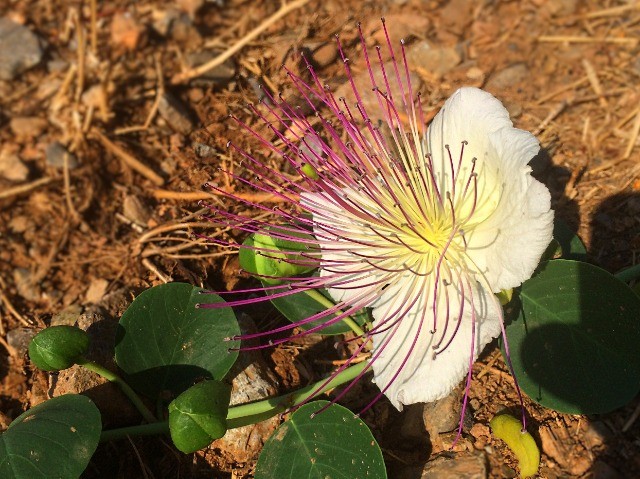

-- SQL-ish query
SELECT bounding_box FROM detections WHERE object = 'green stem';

[100,360,370,442]
[615,263,640,283]
[78,358,157,424]
[303,289,366,337]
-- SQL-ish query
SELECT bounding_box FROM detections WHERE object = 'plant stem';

[100,360,370,442]
[615,263,640,283]
[303,289,367,338]
[78,358,157,423]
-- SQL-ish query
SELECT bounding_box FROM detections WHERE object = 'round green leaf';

[504,259,640,414]
[29,326,89,371]
[254,400,386,479]
[239,229,320,285]
[168,380,231,453]
[267,285,369,335]
[0,395,101,479]
[115,283,240,399]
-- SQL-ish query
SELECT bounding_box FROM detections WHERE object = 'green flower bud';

[29,326,90,371]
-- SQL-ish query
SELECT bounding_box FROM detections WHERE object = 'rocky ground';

[1,0,640,477]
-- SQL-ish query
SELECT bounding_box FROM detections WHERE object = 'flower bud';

[28,326,90,371]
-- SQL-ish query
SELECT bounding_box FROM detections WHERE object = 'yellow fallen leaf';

[490,413,540,478]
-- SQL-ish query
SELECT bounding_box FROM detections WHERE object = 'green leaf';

[0,395,101,479]
[267,286,370,335]
[254,400,386,479]
[115,283,240,400]
[504,260,640,414]
[29,326,89,371]
[490,413,540,478]
[239,229,319,285]
[168,380,231,453]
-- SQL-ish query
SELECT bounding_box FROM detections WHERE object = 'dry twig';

[0,178,54,200]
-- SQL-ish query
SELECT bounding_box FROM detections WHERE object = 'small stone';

[9,116,48,137]
[0,17,45,80]
[583,420,613,449]
[405,452,488,479]
[158,92,195,135]
[13,267,40,302]
[466,66,485,81]
[311,42,338,68]
[123,194,151,226]
[486,63,529,91]
[7,327,36,356]
[85,279,109,304]
[81,84,106,109]
[8,215,29,233]
[0,149,29,182]
[50,304,83,327]
[369,14,430,45]
[423,385,463,435]
[110,11,146,51]
[185,50,235,86]
[45,142,78,169]
[209,315,280,464]
[407,42,461,79]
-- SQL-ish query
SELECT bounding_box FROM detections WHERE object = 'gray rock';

[423,385,464,435]
[123,194,151,226]
[13,267,40,302]
[7,327,36,355]
[185,50,235,86]
[311,42,338,68]
[45,142,78,169]
[0,17,45,80]
[158,92,195,135]
[486,63,529,91]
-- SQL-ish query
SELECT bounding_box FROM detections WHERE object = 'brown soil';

[1,0,640,478]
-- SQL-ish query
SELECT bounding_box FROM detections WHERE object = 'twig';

[538,35,638,46]
[90,0,97,54]
[171,0,312,84]
[75,12,86,103]
[141,258,172,283]
[138,221,216,244]
[152,188,287,203]
[0,278,31,327]
[0,178,53,200]
[93,130,165,186]
[533,101,568,136]
[623,400,640,432]
[584,3,640,19]
[535,77,588,104]
[63,151,79,220]
[581,59,607,108]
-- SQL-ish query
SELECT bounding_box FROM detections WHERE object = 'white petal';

[425,87,553,291]
[369,273,502,409]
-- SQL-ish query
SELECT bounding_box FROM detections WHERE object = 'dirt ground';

[1,0,640,478]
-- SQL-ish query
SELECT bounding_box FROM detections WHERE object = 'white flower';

[305,87,553,409]
[211,27,554,411]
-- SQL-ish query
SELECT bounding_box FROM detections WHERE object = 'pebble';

[0,17,45,80]
[50,304,83,327]
[123,194,151,226]
[423,385,463,435]
[407,42,461,79]
[85,279,109,304]
[310,42,338,68]
[6,327,36,356]
[0,148,29,182]
[158,92,195,135]
[13,267,40,302]
[185,50,235,86]
[397,452,488,479]
[110,11,146,51]
[45,141,78,169]
[9,116,48,138]
[486,63,529,91]
[210,315,280,463]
